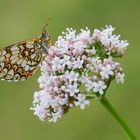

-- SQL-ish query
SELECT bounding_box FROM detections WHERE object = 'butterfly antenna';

[42,17,52,34]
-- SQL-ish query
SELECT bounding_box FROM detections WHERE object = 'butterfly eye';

[41,33,50,42]
[42,33,47,38]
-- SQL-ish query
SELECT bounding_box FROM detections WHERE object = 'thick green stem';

[99,96,137,140]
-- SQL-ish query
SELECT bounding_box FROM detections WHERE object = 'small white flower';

[85,46,96,55]
[85,80,94,91]
[58,97,68,105]
[74,57,84,68]
[65,28,76,42]
[79,75,89,84]
[49,109,63,123]
[63,54,71,64]
[51,57,63,71]
[69,71,79,82]
[117,40,129,49]
[65,71,79,83]
[75,94,89,110]
[116,73,125,83]
[90,48,96,54]
[33,91,41,104]
[93,81,107,95]
[100,65,114,79]
[67,83,79,96]
[91,57,100,68]
[92,29,101,40]
[53,43,68,55]
[77,28,91,43]
[73,41,86,55]
[33,105,46,121]
[56,36,66,47]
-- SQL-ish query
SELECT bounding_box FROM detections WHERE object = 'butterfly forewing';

[0,39,42,81]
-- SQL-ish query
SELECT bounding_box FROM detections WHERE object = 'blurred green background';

[0,0,139,140]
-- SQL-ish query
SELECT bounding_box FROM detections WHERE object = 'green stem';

[99,96,137,140]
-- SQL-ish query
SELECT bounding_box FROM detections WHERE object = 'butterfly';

[0,24,51,81]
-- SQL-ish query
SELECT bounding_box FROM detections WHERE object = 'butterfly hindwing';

[0,40,42,81]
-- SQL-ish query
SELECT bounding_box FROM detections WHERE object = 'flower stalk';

[100,96,137,140]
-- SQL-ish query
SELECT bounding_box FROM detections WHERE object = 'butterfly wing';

[0,39,42,81]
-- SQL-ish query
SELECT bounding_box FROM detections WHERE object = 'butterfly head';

[39,23,51,55]
[41,23,50,43]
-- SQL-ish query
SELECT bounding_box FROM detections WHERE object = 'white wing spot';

[10,54,18,60]
[14,74,20,80]
[26,42,34,49]
[25,65,29,71]
[5,69,14,80]
[21,77,26,80]
[8,69,14,77]
[19,45,25,50]
[11,57,19,64]
[17,58,23,65]
[31,49,35,52]
[2,50,6,56]
[0,68,8,78]
[21,59,27,67]
[0,56,5,62]
[11,46,19,51]
[0,62,4,68]
[30,66,35,71]
[12,50,19,55]
[3,68,8,74]
[31,54,36,59]
[0,71,5,78]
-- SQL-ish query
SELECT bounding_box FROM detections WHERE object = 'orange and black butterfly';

[0,24,51,81]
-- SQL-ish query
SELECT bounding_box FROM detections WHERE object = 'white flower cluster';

[31,25,128,122]
[93,25,129,56]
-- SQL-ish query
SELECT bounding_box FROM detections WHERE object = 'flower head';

[31,26,128,122]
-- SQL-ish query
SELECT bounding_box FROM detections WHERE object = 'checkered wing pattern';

[0,40,42,81]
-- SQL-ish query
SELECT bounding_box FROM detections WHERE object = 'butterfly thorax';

[35,32,51,56]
